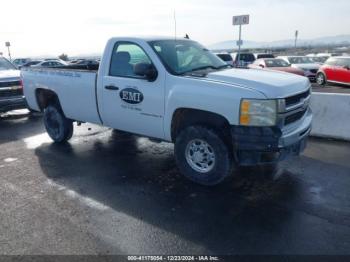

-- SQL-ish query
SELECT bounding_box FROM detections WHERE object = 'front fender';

[163,76,265,141]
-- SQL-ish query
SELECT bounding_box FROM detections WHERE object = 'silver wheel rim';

[317,74,324,85]
[185,139,216,173]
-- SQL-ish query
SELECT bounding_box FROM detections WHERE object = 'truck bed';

[55,64,99,71]
[22,67,102,125]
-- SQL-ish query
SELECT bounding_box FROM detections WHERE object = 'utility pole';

[173,10,177,40]
[5,42,11,61]
[237,24,242,64]
[294,30,298,51]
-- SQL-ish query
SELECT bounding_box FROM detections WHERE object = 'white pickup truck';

[22,36,312,185]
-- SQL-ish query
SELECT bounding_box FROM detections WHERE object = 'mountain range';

[209,35,350,50]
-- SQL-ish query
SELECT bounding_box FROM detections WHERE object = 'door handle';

[105,85,119,90]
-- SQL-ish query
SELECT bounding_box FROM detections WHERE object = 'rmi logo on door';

[120,88,144,104]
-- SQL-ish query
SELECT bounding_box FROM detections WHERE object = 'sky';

[0,0,349,57]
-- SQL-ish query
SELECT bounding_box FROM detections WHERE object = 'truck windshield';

[0,57,16,71]
[148,40,228,75]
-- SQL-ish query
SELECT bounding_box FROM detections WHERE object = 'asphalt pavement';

[0,110,349,255]
[312,82,350,93]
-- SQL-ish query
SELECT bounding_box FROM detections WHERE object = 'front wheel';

[44,104,73,143]
[174,126,233,186]
[316,72,326,86]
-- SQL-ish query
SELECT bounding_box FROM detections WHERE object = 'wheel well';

[35,89,61,111]
[171,108,232,143]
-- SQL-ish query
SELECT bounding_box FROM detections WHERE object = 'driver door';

[99,41,165,139]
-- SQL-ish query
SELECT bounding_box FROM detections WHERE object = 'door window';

[109,42,151,78]
[336,58,350,67]
[325,58,337,66]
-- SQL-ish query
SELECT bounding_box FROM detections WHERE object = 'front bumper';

[0,96,27,113]
[231,109,312,166]
[304,71,317,82]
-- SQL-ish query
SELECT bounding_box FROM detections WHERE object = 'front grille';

[285,109,307,125]
[285,89,310,107]
[0,81,21,88]
[0,81,23,98]
[0,88,23,98]
[310,69,318,74]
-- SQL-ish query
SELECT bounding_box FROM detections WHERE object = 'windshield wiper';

[189,65,218,72]
[180,65,231,75]
[179,66,215,75]
[216,64,232,69]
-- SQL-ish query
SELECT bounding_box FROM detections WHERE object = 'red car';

[316,57,350,86]
[249,58,305,76]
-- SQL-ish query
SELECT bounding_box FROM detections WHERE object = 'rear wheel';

[44,104,73,143]
[174,126,233,186]
[316,72,326,86]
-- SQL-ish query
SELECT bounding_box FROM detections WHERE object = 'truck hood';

[292,63,320,70]
[0,69,21,82]
[204,68,310,98]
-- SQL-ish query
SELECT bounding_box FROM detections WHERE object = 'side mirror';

[134,63,158,81]
[259,64,265,68]
[344,65,350,70]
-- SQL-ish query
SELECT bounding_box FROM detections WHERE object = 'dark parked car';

[254,53,275,59]
[20,60,42,68]
[316,57,350,86]
[0,57,26,113]
[231,52,256,68]
[215,53,234,66]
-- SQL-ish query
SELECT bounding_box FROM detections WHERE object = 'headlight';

[240,99,277,126]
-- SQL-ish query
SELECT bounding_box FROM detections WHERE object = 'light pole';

[5,42,11,61]
[294,30,298,51]
[232,15,249,67]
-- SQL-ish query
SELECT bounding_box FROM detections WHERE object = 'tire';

[44,104,73,143]
[316,72,326,86]
[174,126,233,186]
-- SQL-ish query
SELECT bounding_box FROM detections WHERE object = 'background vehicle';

[12,58,31,68]
[31,60,68,68]
[249,58,305,76]
[64,59,100,70]
[22,36,312,186]
[0,57,26,113]
[316,53,340,58]
[316,57,350,86]
[231,52,256,68]
[69,59,85,64]
[308,56,329,64]
[74,59,99,66]
[215,53,234,66]
[20,60,43,68]
[254,53,275,59]
[278,56,320,81]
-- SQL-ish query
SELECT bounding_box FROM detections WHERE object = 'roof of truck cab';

[109,36,193,41]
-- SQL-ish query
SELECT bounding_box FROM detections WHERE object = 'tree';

[58,53,69,61]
